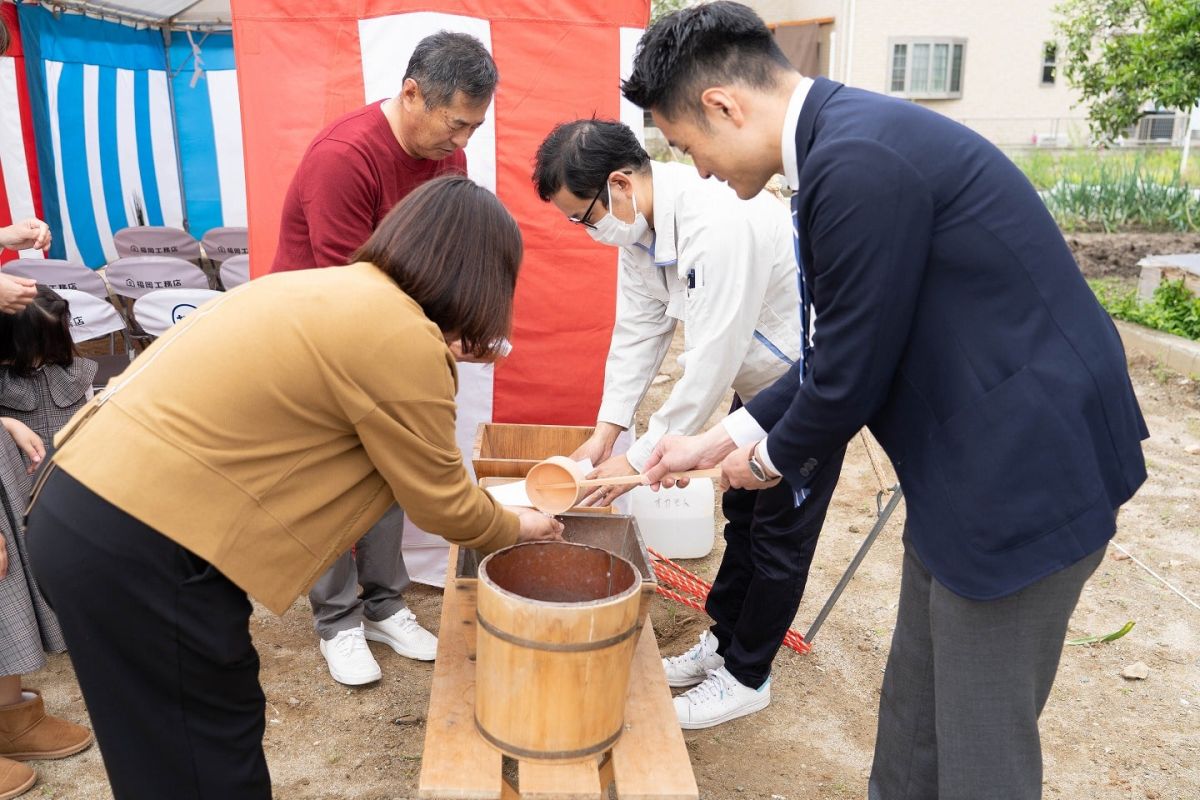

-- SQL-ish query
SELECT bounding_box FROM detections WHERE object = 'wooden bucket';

[475,541,643,762]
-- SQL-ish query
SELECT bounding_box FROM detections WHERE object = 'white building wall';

[753,0,842,22]
[752,0,1090,147]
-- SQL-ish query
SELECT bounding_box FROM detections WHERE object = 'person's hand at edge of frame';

[0,273,36,314]
[722,441,782,491]
[513,507,564,543]
[569,421,623,468]
[642,425,738,490]
[578,452,638,506]
[0,417,45,475]
[0,217,52,252]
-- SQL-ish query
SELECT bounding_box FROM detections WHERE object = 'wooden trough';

[472,422,596,480]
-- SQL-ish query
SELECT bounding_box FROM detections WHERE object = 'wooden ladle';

[524,455,722,515]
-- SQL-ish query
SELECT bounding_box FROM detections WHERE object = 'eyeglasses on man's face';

[567,184,606,230]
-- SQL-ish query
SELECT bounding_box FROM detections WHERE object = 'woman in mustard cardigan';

[25,176,563,799]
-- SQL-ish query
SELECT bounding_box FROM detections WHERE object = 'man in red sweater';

[271,31,497,686]
[272,31,491,272]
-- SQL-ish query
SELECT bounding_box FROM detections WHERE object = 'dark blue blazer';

[747,78,1148,599]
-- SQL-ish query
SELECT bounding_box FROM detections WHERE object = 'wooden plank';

[418,546,503,800]
[610,623,699,800]
[454,577,479,661]
[470,421,490,476]
[518,759,603,800]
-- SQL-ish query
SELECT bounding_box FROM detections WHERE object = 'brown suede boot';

[0,690,93,761]
[0,757,34,799]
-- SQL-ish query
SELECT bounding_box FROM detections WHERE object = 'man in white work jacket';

[533,119,845,729]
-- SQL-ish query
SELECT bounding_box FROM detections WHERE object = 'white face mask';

[586,183,649,247]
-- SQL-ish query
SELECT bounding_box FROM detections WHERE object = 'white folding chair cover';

[57,288,127,343]
[132,289,221,337]
[219,254,250,289]
[3,258,109,299]
[105,256,210,299]
[113,226,202,263]
[201,227,249,265]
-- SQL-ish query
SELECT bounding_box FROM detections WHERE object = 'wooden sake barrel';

[475,541,643,762]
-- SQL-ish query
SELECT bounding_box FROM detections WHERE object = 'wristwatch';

[747,442,771,483]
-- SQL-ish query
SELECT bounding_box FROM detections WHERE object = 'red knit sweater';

[271,101,467,272]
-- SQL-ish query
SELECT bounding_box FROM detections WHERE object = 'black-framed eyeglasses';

[568,184,606,230]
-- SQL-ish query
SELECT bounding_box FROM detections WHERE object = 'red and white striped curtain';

[231,0,650,581]
[0,5,45,264]
[232,0,648,428]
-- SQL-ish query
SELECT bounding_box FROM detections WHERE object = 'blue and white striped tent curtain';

[18,5,245,269]
[168,30,246,238]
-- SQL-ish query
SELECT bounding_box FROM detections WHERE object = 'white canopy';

[32,0,232,29]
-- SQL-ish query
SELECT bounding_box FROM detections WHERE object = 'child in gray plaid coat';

[0,286,96,796]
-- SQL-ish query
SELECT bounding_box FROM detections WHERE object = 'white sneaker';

[364,608,438,661]
[673,666,771,730]
[319,624,382,685]
[662,631,724,688]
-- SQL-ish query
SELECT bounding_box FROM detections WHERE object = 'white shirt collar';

[642,161,676,264]
[781,76,815,191]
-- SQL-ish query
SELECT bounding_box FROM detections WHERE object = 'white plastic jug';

[629,479,716,559]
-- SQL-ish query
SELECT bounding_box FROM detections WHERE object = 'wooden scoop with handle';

[524,455,721,515]
[538,469,722,490]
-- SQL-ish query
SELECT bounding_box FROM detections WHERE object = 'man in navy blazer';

[623,3,1148,798]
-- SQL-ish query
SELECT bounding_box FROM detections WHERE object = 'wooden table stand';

[419,546,699,800]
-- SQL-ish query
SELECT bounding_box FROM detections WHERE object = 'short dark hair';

[0,286,78,378]
[622,1,792,123]
[403,31,498,110]
[354,176,520,358]
[532,119,651,204]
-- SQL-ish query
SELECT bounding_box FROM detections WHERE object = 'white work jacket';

[597,160,801,471]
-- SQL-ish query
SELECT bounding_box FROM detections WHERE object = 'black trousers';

[706,442,845,688]
[27,468,271,800]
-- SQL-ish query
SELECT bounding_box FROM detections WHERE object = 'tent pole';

[161,27,191,233]
[168,0,208,23]
[36,1,228,31]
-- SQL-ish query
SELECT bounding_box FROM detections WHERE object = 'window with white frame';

[1040,41,1057,85]
[887,38,965,99]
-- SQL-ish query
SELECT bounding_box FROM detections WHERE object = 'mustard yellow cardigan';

[52,262,518,613]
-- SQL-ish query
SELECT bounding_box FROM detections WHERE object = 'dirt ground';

[27,233,1200,798]
[1064,231,1200,285]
